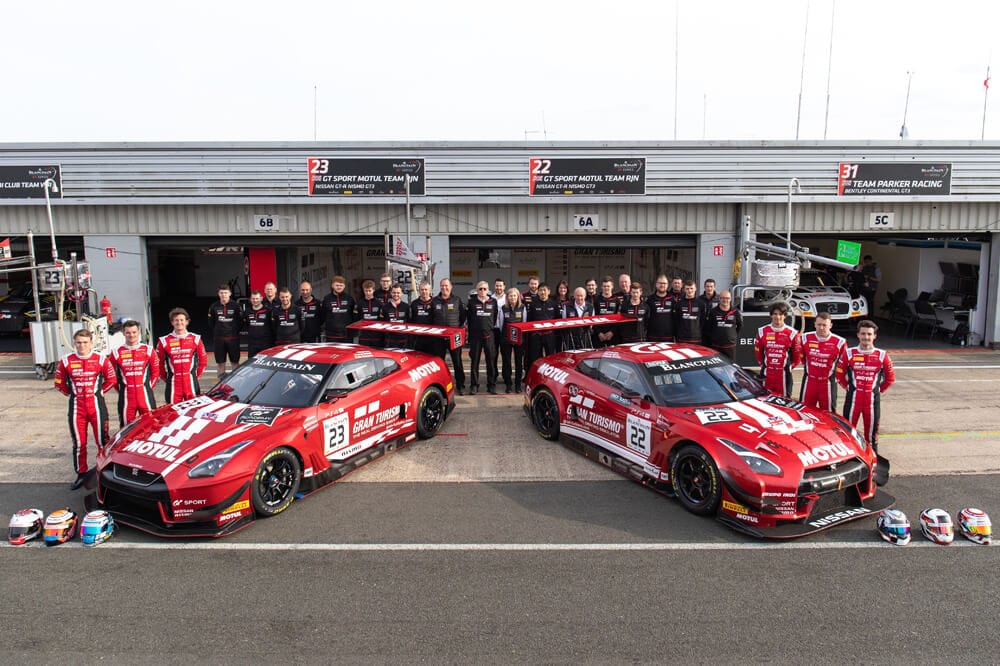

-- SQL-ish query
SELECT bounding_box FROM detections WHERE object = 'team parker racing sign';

[837,162,951,196]
[528,157,645,195]
[307,158,424,196]
[0,165,62,199]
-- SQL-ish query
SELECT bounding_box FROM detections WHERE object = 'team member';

[555,280,571,313]
[799,312,846,412]
[836,319,895,451]
[669,277,684,301]
[431,278,467,395]
[592,276,619,347]
[674,280,707,345]
[584,278,599,306]
[696,278,720,313]
[754,302,802,397]
[272,287,303,344]
[860,255,882,314]
[467,281,499,394]
[562,286,595,351]
[491,278,507,367]
[375,273,393,305]
[521,275,541,308]
[526,283,562,370]
[207,284,240,376]
[156,308,208,403]
[613,273,632,305]
[54,329,117,490]
[320,275,357,343]
[409,280,437,355]
[618,281,649,343]
[355,279,385,348]
[296,281,322,343]
[646,275,676,343]
[498,287,528,393]
[379,284,410,348]
[262,282,280,312]
[110,320,159,427]
[704,291,742,359]
[242,290,274,358]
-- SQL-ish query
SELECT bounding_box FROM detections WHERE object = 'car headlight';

[829,414,867,451]
[188,440,254,478]
[717,438,783,476]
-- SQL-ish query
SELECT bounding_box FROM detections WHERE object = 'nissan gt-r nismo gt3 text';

[90,343,455,537]
[524,342,893,538]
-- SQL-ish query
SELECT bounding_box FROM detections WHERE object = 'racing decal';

[354,350,374,358]
[121,440,185,462]
[269,346,319,361]
[194,400,248,422]
[159,425,255,478]
[722,500,749,513]
[693,407,742,425]
[562,423,652,469]
[807,506,871,529]
[567,384,580,397]
[353,401,381,418]
[625,413,651,456]
[408,360,442,383]
[536,362,569,384]
[218,508,248,524]
[236,407,281,426]
[323,413,350,456]
[147,415,211,446]
[568,393,595,409]
[759,394,805,411]
[171,395,215,412]
[644,355,726,371]
[251,356,320,373]
[610,393,631,405]
[728,400,813,436]
[572,404,622,436]
[223,500,250,513]
[796,442,854,466]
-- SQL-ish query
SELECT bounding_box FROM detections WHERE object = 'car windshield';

[206,357,331,408]
[799,272,834,287]
[645,356,767,407]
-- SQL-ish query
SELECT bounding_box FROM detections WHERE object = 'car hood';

[105,396,300,476]
[676,396,864,468]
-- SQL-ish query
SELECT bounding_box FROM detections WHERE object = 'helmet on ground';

[876,509,911,545]
[958,508,991,545]
[919,508,954,545]
[80,510,115,546]
[42,508,78,546]
[8,508,45,545]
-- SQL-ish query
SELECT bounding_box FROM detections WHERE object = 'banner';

[307,158,424,196]
[837,163,951,196]
[528,157,645,195]
[0,238,10,260]
[0,165,61,199]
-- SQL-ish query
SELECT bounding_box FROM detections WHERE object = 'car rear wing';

[348,320,465,350]
[506,314,631,345]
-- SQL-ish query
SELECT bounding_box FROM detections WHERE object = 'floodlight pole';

[787,177,802,250]
[43,178,59,263]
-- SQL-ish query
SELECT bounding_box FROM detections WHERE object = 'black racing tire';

[531,388,560,441]
[416,386,446,439]
[670,444,722,516]
[251,446,301,517]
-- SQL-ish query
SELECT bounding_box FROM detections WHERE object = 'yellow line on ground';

[882,431,1000,439]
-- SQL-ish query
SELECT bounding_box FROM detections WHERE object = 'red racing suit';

[156,332,207,403]
[110,343,159,426]
[798,331,846,412]
[754,324,802,397]
[836,345,895,451]
[54,351,117,474]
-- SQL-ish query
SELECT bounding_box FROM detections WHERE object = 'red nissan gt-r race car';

[524,342,894,538]
[88,343,456,537]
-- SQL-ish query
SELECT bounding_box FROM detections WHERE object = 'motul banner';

[307,158,424,196]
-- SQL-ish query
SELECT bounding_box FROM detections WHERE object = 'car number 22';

[626,414,651,456]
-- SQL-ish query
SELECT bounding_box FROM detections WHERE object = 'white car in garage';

[787,270,868,325]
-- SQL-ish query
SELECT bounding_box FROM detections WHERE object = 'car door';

[590,357,657,463]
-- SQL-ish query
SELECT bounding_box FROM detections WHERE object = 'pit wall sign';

[529,158,645,195]
[837,162,951,196]
[307,158,424,196]
[0,165,61,199]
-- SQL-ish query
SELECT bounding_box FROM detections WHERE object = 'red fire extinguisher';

[100,295,112,323]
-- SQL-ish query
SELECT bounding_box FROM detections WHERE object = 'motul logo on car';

[408,360,442,383]
[368,322,446,334]
[797,442,853,466]
[529,317,616,330]
[536,363,569,384]
[122,440,181,462]
[808,507,870,528]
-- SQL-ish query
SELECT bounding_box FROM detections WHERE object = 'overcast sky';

[4,0,998,143]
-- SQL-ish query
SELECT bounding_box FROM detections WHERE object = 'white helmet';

[919,508,954,545]
[957,508,992,545]
[876,509,911,545]
[8,508,45,545]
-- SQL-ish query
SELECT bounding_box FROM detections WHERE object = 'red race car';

[523,342,894,538]
[89,343,456,537]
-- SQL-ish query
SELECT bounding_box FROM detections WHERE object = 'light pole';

[787,177,802,250]
[43,178,60,263]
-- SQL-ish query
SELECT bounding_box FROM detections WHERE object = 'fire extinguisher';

[100,295,112,323]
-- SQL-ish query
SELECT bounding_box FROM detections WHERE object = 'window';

[598,359,646,396]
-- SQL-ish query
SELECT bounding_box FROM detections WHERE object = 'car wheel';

[670,444,722,516]
[416,386,446,439]
[531,388,560,441]
[251,447,301,517]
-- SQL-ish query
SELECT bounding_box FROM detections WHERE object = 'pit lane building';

[0,140,997,346]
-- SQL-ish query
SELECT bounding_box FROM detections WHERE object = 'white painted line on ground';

[3,540,990,551]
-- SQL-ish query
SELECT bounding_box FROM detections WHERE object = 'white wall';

[86,235,152,333]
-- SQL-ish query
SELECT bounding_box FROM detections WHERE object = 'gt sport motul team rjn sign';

[528,158,645,195]
[307,158,424,196]
[837,162,951,196]
[0,165,61,199]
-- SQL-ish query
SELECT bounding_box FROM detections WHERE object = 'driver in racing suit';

[110,319,159,426]
[798,312,845,412]
[156,307,207,403]
[54,328,117,490]
[836,319,895,452]
[754,302,802,397]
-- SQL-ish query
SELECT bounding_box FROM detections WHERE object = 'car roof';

[257,343,404,365]
[574,342,722,364]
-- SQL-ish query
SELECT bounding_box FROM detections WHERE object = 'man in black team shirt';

[467,281,499,395]
[619,281,650,343]
[262,282,280,312]
[321,275,357,343]
[674,280,707,345]
[355,279,384,348]
[296,280,322,343]
[409,280,437,355]
[379,284,410,348]
[526,283,561,370]
[207,284,240,377]
[705,290,742,359]
[592,276,619,348]
[646,274,676,342]
[242,290,274,358]
[375,273,393,305]
[432,278,467,395]
[272,287,303,344]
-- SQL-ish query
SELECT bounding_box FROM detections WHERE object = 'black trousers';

[500,338,524,387]
[437,340,466,389]
[468,335,497,389]
[526,333,558,370]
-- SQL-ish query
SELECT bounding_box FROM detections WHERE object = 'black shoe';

[505,385,512,393]
[488,386,497,395]
[514,383,522,392]
[69,472,87,491]
[83,468,98,490]
[457,388,464,396]
[470,386,478,395]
